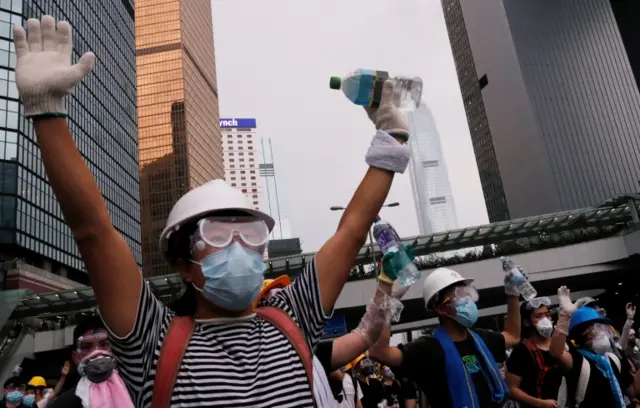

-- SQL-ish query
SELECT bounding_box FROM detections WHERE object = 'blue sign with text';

[323,315,347,337]
[219,118,257,128]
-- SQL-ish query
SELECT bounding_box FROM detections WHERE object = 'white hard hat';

[575,297,597,309]
[422,267,474,309]
[159,180,275,256]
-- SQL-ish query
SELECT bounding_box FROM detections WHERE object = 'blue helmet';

[568,307,611,334]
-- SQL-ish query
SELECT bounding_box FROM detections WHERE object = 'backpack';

[346,372,358,406]
[150,307,315,408]
[574,352,621,407]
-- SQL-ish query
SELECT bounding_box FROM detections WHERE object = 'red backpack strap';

[257,306,314,394]
[151,316,195,408]
[522,339,548,399]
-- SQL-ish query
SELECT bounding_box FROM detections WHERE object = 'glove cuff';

[23,94,67,118]
[555,312,572,335]
[365,130,411,173]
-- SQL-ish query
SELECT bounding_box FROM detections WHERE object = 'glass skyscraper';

[137,0,223,277]
[407,103,458,234]
[0,0,140,283]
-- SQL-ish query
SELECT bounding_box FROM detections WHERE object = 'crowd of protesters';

[3,15,640,408]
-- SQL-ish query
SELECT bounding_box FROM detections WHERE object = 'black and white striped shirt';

[108,257,329,407]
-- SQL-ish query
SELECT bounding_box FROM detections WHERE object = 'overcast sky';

[211,0,489,252]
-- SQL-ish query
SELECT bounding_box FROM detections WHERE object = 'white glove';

[627,302,636,320]
[558,286,577,315]
[14,16,95,117]
[365,80,409,139]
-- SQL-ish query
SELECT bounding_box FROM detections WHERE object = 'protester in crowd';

[505,298,566,408]
[24,363,69,408]
[327,367,364,408]
[46,315,132,408]
[379,365,417,408]
[13,15,410,407]
[550,286,638,408]
[2,377,29,408]
[350,356,385,408]
[370,266,523,408]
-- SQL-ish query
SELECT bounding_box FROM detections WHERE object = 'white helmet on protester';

[422,267,474,309]
[159,180,275,257]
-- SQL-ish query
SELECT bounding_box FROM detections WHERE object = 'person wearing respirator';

[549,286,636,408]
[505,298,566,408]
[2,377,29,408]
[370,267,523,408]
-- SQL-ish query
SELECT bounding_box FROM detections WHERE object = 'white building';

[407,103,458,234]
[221,118,263,212]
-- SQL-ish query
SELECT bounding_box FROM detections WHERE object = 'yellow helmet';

[28,376,47,387]
[253,275,291,308]
[344,354,366,372]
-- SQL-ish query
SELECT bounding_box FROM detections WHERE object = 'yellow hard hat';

[344,354,366,372]
[28,376,46,387]
[253,275,291,308]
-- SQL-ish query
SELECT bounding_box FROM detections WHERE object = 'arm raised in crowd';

[502,295,521,348]
[549,286,575,370]
[315,80,410,314]
[14,17,141,337]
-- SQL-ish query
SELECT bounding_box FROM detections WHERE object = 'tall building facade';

[0,1,140,285]
[221,118,263,211]
[442,0,640,222]
[407,103,458,234]
[137,0,222,277]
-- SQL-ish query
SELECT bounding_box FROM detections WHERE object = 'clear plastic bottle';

[500,257,537,300]
[330,69,423,112]
[372,216,420,286]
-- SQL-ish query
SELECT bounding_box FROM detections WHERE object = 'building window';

[253,201,259,205]
[248,146,253,150]
[230,165,235,168]
[241,177,246,180]
[252,194,258,198]
[242,189,247,193]
[249,158,254,162]
[230,171,236,174]
[229,158,234,162]
[227,135,232,138]
[229,152,234,156]
[248,140,253,144]
[238,135,242,138]
[240,170,246,174]
[251,176,256,180]
[238,141,243,144]
[231,183,236,187]
[247,135,252,138]
[227,140,232,143]
[250,170,256,174]
[249,152,254,156]
[252,188,257,192]
[231,177,236,180]
[239,152,244,156]
[242,183,247,186]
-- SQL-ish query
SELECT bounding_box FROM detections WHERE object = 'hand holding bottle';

[365,80,409,142]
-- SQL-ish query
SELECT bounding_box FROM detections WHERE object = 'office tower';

[221,118,262,211]
[407,103,458,234]
[442,0,640,222]
[259,137,292,240]
[0,1,140,288]
[137,0,222,277]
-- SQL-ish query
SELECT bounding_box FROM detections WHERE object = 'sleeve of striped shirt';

[268,256,331,350]
[106,281,170,397]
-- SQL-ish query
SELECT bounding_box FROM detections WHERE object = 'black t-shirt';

[505,341,565,407]
[565,347,633,408]
[396,329,506,408]
[381,379,417,408]
[358,377,385,408]
[45,387,82,408]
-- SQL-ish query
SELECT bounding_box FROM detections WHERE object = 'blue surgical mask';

[194,242,265,311]
[6,391,24,403]
[23,394,36,406]
[455,299,478,328]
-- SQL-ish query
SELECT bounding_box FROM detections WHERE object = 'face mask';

[22,394,36,406]
[454,299,478,328]
[590,333,612,355]
[535,318,554,338]
[6,391,24,403]
[79,351,116,383]
[194,242,265,311]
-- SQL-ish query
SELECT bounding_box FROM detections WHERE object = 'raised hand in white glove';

[14,16,95,117]
[627,302,636,320]
[365,80,409,141]
[558,286,577,316]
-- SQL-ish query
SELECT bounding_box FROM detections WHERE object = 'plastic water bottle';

[372,216,420,286]
[330,69,423,112]
[500,257,537,300]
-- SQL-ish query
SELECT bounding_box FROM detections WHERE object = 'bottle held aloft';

[373,216,420,286]
[500,256,537,300]
[330,69,423,112]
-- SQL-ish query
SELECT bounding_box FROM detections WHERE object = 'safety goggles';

[193,217,269,249]
[76,332,110,353]
[526,297,551,310]
[439,285,479,306]
[582,323,611,339]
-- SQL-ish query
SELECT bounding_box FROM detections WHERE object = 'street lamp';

[329,202,400,270]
